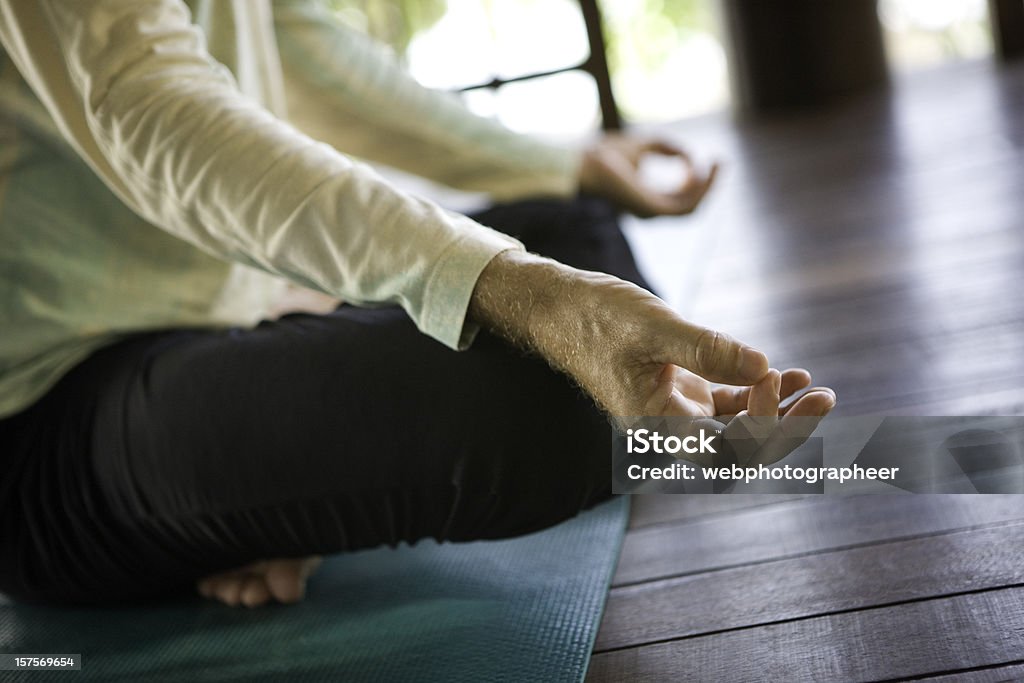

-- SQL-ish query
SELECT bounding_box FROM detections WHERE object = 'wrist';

[468,250,574,354]
[469,251,624,396]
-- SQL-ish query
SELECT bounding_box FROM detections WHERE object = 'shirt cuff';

[418,213,525,350]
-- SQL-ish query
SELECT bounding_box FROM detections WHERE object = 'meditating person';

[0,0,835,608]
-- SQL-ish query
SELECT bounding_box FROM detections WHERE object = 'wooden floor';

[587,60,1024,682]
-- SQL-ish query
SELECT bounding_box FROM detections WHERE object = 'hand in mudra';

[578,133,719,218]
[654,364,836,466]
[470,253,836,464]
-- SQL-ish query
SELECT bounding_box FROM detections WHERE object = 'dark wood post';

[579,0,622,130]
[990,0,1024,60]
[719,0,889,116]
[458,0,622,131]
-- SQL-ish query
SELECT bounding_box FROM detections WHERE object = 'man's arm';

[273,1,720,217]
[0,0,519,349]
[470,251,836,455]
[272,0,580,202]
[469,250,771,415]
[5,0,826,430]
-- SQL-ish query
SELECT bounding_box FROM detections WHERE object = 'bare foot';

[196,556,323,607]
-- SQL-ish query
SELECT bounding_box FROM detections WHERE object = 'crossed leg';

[190,196,652,607]
[0,197,648,606]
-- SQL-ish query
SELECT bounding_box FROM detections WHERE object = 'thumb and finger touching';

[722,370,780,465]
[640,315,835,466]
[639,140,718,216]
[736,383,837,467]
[594,136,718,217]
[636,159,719,217]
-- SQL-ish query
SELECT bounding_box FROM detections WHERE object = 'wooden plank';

[693,223,1024,320]
[597,521,1024,651]
[696,243,1024,337]
[709,291,1024,377]
[613,495,1024,586]
[696,315,1024,416]
[587,588,1024,682]
[778,341,1024,417]
[822,376,1024,418]
[868,384,1024,419]
[917,662,1024,682]
[728,169,1024,253]
[629,494,810,530]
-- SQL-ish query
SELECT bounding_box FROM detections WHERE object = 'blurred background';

[326,0,992,136]
[323,0,1012,326]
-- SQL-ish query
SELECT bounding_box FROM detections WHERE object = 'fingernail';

[811,389,837,411]
[740,348,769,381]
[771,369,782,395]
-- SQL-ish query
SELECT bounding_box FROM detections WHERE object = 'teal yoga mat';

[0,497,628,682]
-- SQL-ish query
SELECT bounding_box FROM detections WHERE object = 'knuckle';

[692,328,724,372]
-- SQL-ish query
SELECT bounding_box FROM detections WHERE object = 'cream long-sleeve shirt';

[0,0,580,417]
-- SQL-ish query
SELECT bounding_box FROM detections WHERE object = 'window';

[329,0,729,137]
[879,0,993,72]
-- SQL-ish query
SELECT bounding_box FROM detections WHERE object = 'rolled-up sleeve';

[0,0,523,349]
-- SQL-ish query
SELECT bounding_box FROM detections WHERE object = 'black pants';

[0,197,650,605]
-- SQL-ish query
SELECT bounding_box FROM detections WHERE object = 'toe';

[240,576,272,608]
[197,557,323,606]
[201,577,230,602]
[265,566,303,604]
[265,558,319,604]
[214,576,245,606]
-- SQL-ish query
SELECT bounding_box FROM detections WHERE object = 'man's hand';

[471,251,769,416]
[578,134,719,218]
[658,364,836,466]
[469,252,835,463]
